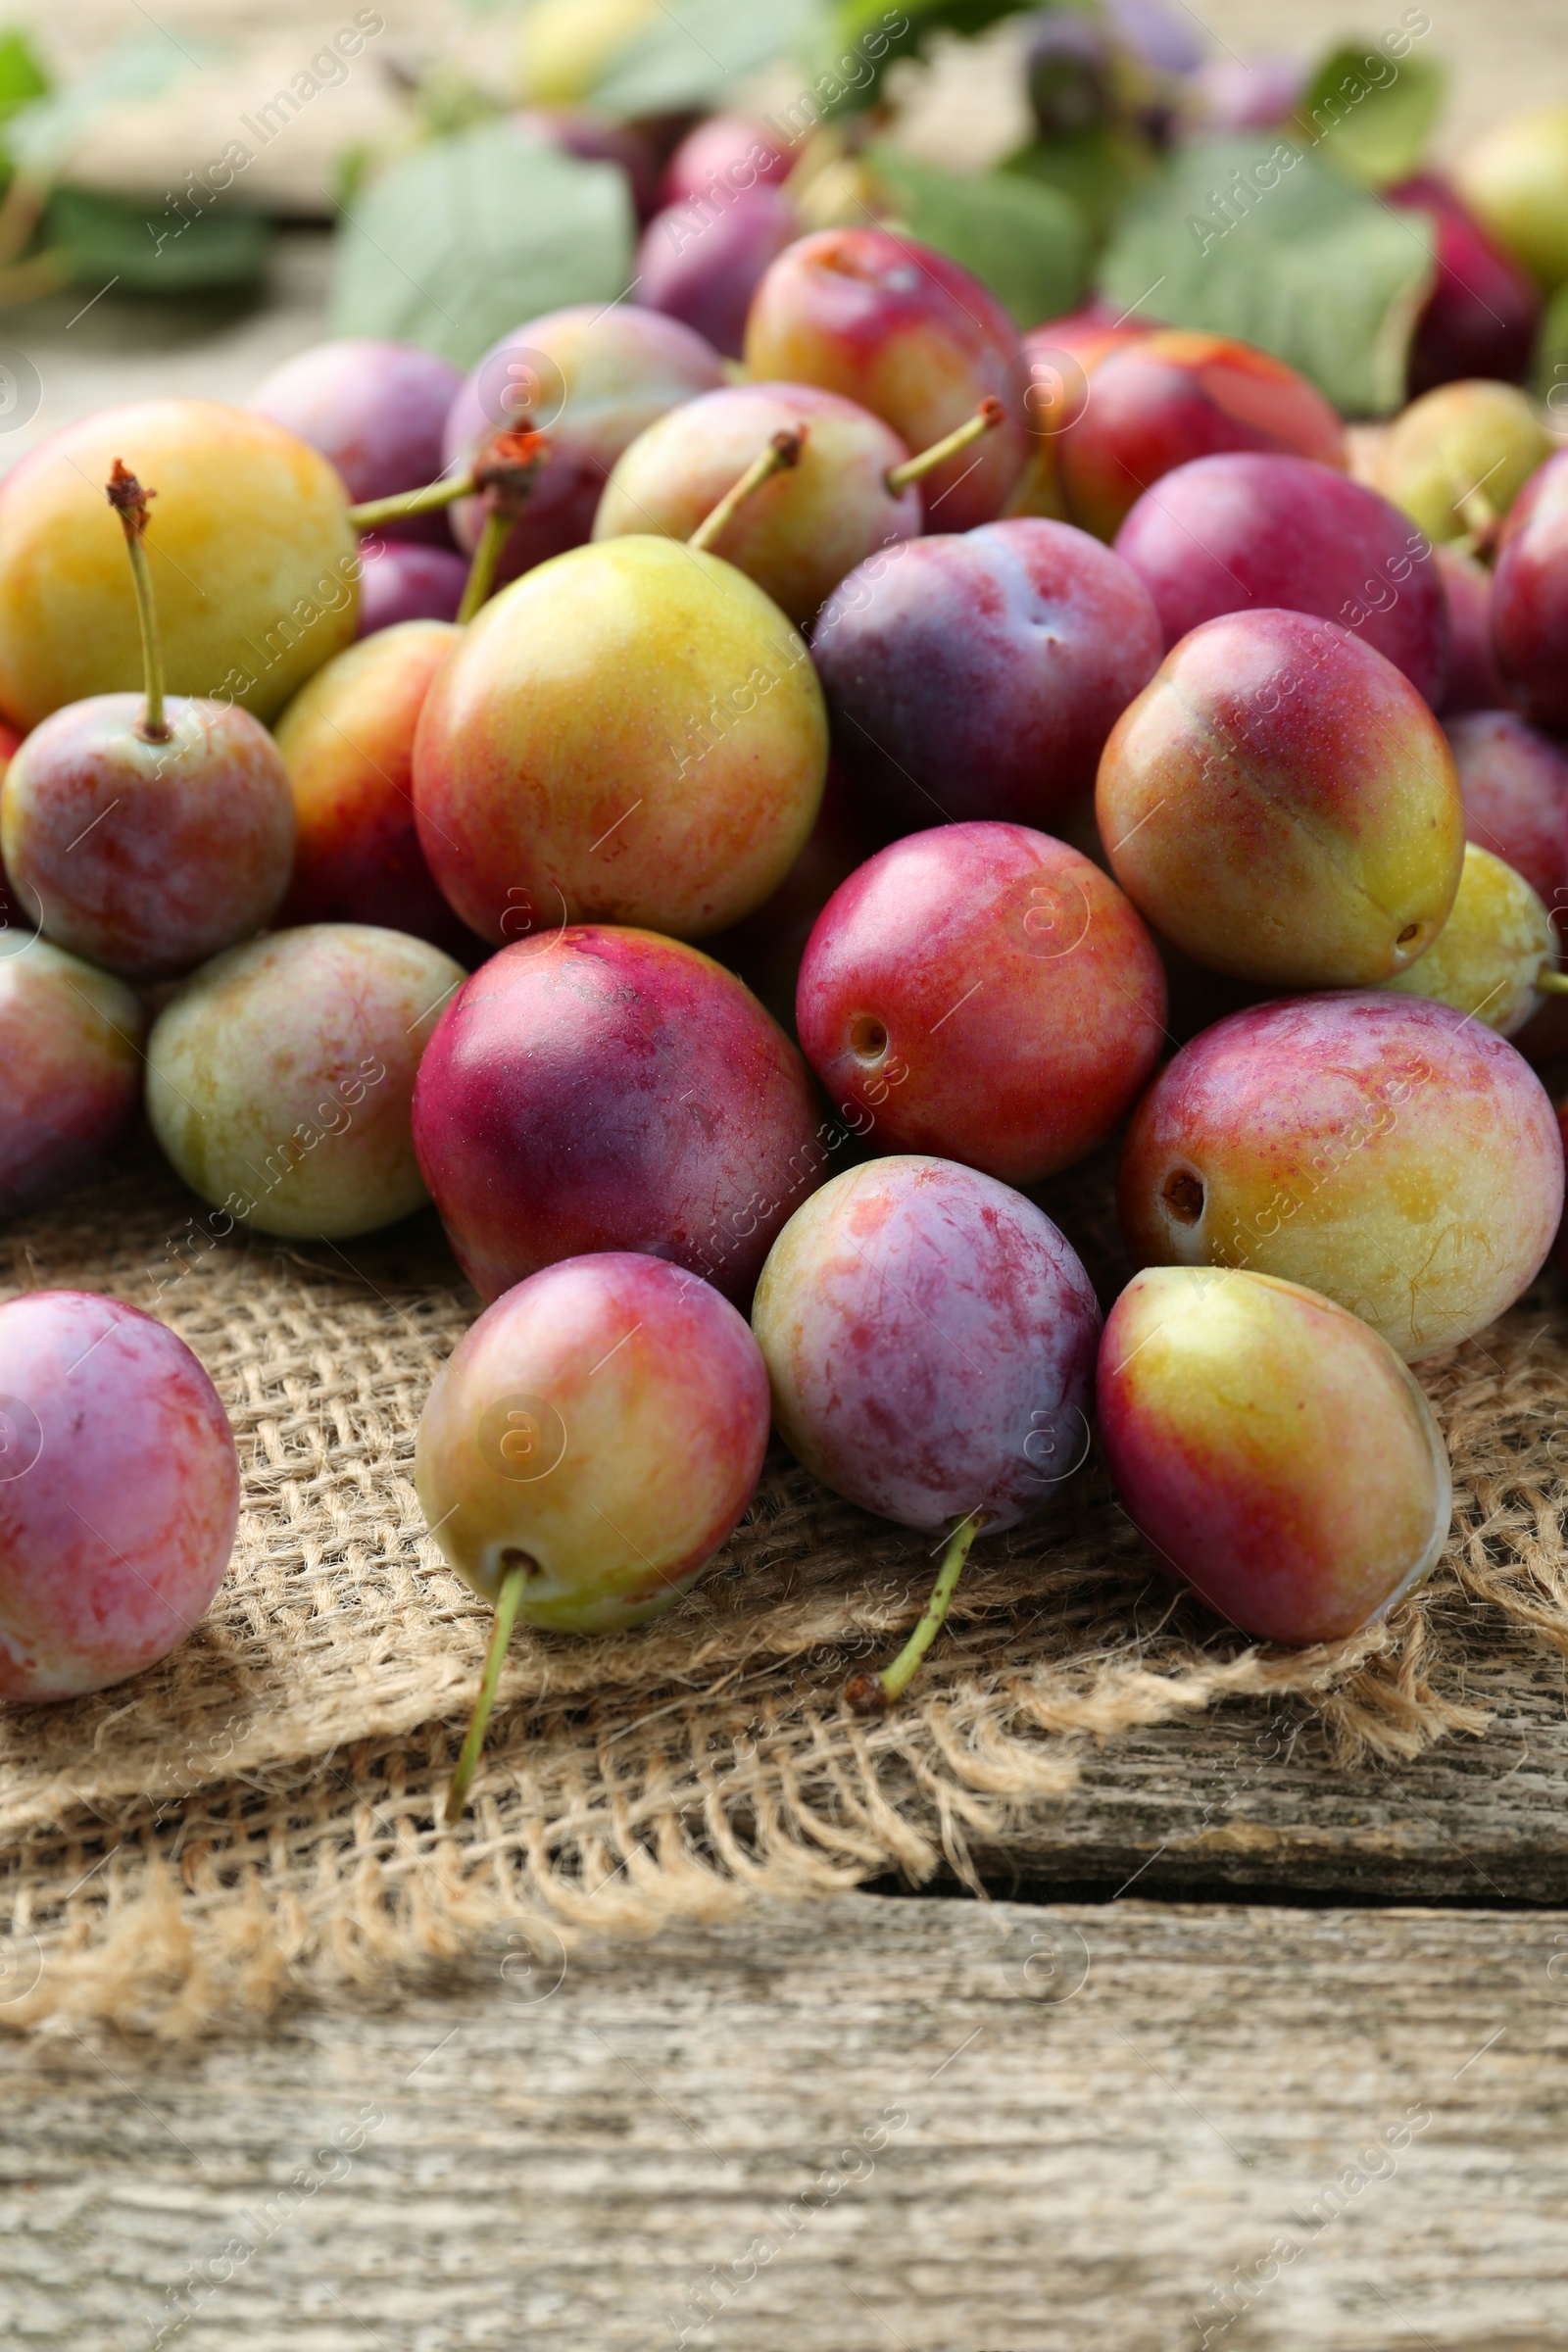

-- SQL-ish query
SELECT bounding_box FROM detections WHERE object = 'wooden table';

[4,2,1568,2343]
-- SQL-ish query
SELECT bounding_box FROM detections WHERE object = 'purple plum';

[1437,545,1515,715]
[660,114,797,211]
[636,185,801,361]
[0,938,143,1219]
[249,338,463,546]
[355,539,468,637]
[1493,446,1568,731]
[1388,175,1543,397]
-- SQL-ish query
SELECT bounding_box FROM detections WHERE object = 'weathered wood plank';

[2,1893,1566,2350]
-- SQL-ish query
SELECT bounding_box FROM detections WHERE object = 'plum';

[661,114,796,210]
[1372,380,1551,549]
[1437,546,1514,716]
[1098,609,1464,988]
[636,186,800,361]
[796,822,1166,1184]
[1100,1267,1452,1644]
[1113,453,1450,705]
[1446,709,1568,908]
[0,1291,239,1701]
[752,1154,1101,1533]
[1006,313,1153,524]
[0,401,358,727]
[1052,329,1348,543]
[1492,447,1568,730]
[442,305,725,587]
[272,620,473,956]
[1118,992,1564,1359]
[412,537,827,943]
[0,939,143,1218]
[1382,842,1557,1036]
[1387,177,1542,395]
[1454,106,1568,292]
[813,517,1163,835]
[593,380,919,626]
[411,925,824,1307]
[147,924,466,1240]
[248,338,463,547]
[743,227,1032,531]
[356,540,467,636]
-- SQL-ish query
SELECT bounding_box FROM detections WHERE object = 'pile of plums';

[3,117,1568,1818]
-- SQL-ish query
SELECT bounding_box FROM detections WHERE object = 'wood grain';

[3,1892,1567,2350]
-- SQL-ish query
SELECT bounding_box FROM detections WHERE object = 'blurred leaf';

[1293,39,1446,186]
[1002,122,1157,244]
[591,0,825,116]
[0,30,48,125]
[6,33,216,178]
[1533,279,1568,413]
[1098,133,1438,414]
[45,186,269,292]
[826,0,1042,113]
[866,143,1090,325]
[331,122,634,368]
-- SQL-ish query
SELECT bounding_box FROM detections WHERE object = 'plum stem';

[457,510,513,625]
[349,471,476,530]
[444,1560,529,1825]
[844,1510,986,1717]
[688,427,806,553]
[106,460,172,744]
[457,427,550,625]
[885,399,1005,498]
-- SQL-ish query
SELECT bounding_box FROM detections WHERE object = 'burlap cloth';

[4,1128,1568,2040]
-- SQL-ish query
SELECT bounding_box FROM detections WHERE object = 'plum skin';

[1447,709,1568,908]
[248,337,464,546]
[743,227,1032,533]
[1492,447,1568,733]
[797,823,1167,1185]
[0,400,359,728]
[0,939,144,1218]
[412,537,828,945]
[148,924,467,1241]
[812,517,1163,835]
[636,186,801,362]
[1099,1267,1452,1645]
[1118,992,1565,1361]
[1381,842,1554,1038]
[752,1155,1102,1533]
[356,541,467,637]
[1112,453,1450,708]
[273,620,474,957]
[0,1291,240,1701]
[411,926,825,1308]
[1097,609,1465,989]
[593,380,921,629]
[2,695,296,983]
[416,1252,769,1634]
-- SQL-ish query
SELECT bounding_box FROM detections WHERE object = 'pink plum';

[355,540,468,636]
[416,1252,769,1635]
[636,186,801,361]
[812,517,1163,834]
[743,227,1032,531]
[273,619,474,956]
[1446,708,1568,909]
[752,1155,1102,1532]
[1099,1267,1452,1644]
[147,924,467,1240]
[0,939,144,1218]
[442,305,725,586]
[661,114,796,210]
[0,1291,239,1701]
[1493,446,1568,731]
[1,694,295,983]
[592,379,921,626]
[1098,609,1465,988]
[248,337,464,546]
[411,926,825,1307]
[1112,453,1450,706]
[1388,175,1542,396]
[796,823,1167,1185]
[1437,545,1514,716]
[1118,992,1564,1359]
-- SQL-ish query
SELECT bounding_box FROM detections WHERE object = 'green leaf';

[590,0,825,118]
[1532,280,1568,414]
[45,185,270,292]
[1294,38,1446,186]
[331,123,635,368]
[824,0,1038,115]
[6,33,216,178]
[1002,122,1158,245]
[866,144,1090,326]
[0,30,48,125]
[1098,134,1438,415]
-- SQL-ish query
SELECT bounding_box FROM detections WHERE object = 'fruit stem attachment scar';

[106,459,171,745]
[844,1510,987,1717]
[885,399,1005,498]
[457,427,550,626]
[444,1556,530,1824]
[349,471,476,531]
[688,427,806,552]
